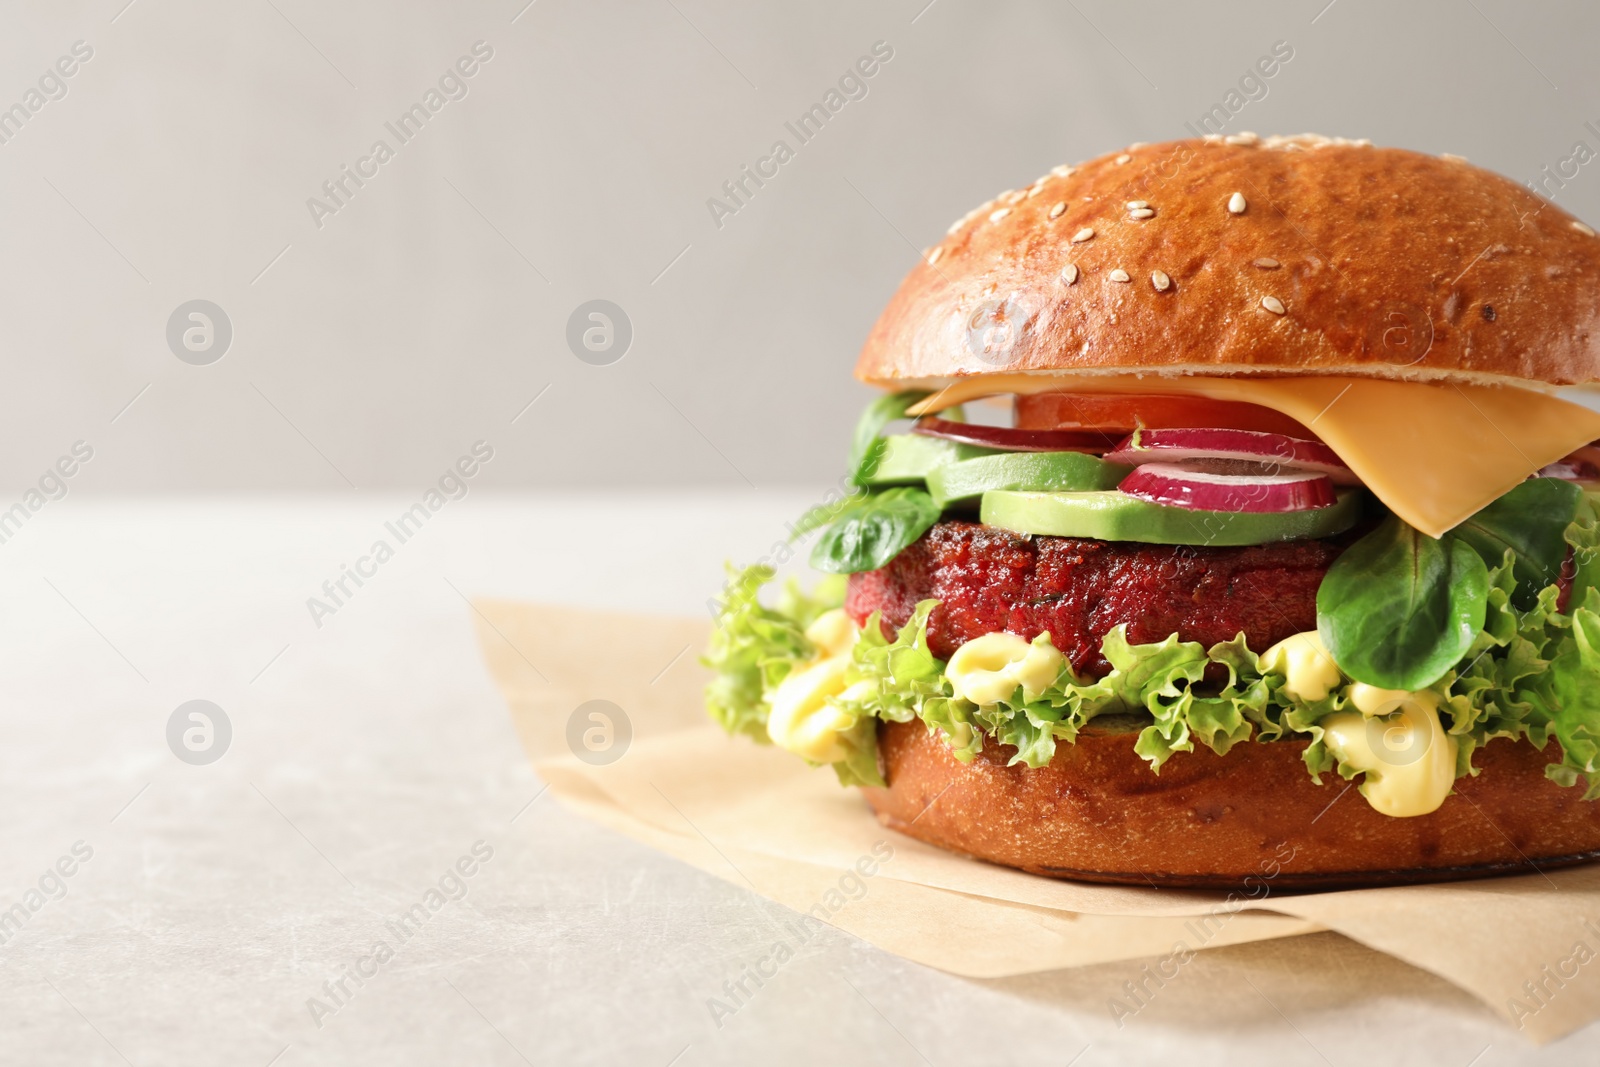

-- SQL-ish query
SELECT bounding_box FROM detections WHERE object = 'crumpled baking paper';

[472,600,1600,1043]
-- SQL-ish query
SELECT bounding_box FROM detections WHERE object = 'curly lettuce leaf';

[1566,502,1600,611]
[993,706,1060,768]
[849,609,986,762]
[1520,603,1600,797]
[920,695,983,762]
[837,600,945,725]
[1185,634,1269,756]
[827,717,885,789]
[1115,631,1263,770]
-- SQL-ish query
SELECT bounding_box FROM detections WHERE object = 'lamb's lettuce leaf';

[848,390,930,487]
[1317,479,1583,692]
[1450,477,1582,608]
[1316,514,1489,691]
[792,392,963,571]
[810,487,941,574]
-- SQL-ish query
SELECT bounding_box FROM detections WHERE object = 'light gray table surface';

[0,492,1589,1065]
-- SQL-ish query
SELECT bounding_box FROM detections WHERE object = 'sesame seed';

[1109,269,1130,282]
[1049,202,1067,219]
[1441,153,1467,163]
[1060,263,1079,285]
[1228,192,1248,214]
[947,204,985,235]
[1224,132,1260,146]
[1151,270,1171,291]
[1202,134,1224,144]
[927,247,943,265]
[1261,296,1286,315]
[1253,257,1281,269]
[989,208,1012,223]
[1573,221,1597,237]
[1002,189,1026,205]
[1129,208,1155,219]
[1115,154,1131,164]
[1026,184,1046,198]
[1051,165,1073,178]
[1126,200,1149,209]
[947,215,971,235]
[1071,227,1095,243]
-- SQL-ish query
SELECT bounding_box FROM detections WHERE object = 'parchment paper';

[472,599,1600,1043]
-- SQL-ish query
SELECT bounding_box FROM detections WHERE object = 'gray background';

[3,0,1599,492]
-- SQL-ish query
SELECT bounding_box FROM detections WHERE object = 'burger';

[703,133,1600,889]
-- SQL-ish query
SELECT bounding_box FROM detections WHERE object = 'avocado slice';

[981,488,1362,545]
[928,451,1132,507]
[859,434,1000,486]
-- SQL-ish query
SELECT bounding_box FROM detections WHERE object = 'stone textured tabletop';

[0,493,1587,1065]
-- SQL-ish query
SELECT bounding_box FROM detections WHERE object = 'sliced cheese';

[907,374,1600,537]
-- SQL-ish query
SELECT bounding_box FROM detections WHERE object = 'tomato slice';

[1013,392,1319,439]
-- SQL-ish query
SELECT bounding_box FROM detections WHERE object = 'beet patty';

[845,521,1345,678]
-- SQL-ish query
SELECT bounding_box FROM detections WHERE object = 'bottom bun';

[860,719,1600,890]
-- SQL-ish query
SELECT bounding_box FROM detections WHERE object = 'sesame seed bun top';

[854,134,1600,390]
